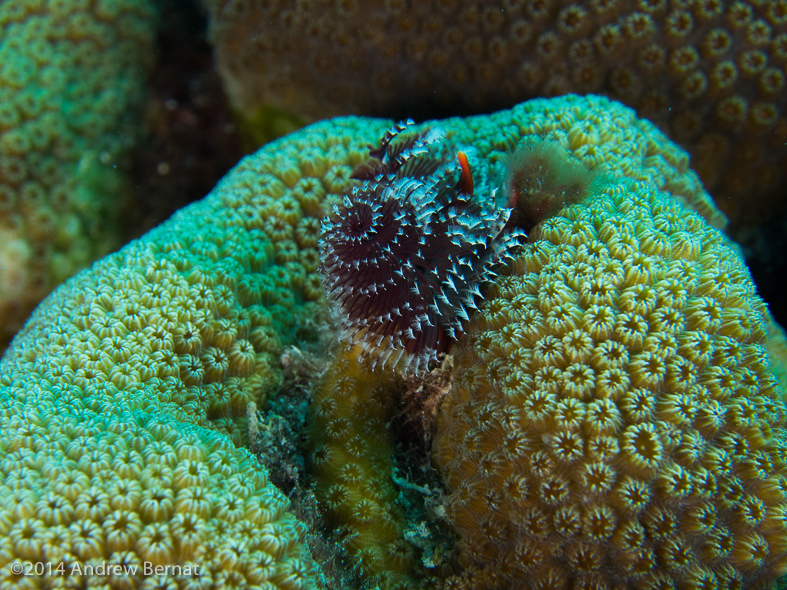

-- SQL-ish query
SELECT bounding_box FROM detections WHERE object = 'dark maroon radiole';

[320,121,521,374]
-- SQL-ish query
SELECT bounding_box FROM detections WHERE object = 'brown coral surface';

[126,0,243,241]
[204,0,787,236]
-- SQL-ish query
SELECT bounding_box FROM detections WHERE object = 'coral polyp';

[321,124,519,374]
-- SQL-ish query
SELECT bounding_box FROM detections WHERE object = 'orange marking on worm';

[456,151,474,196]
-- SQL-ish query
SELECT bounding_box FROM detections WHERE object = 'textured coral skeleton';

[399,353,455,448]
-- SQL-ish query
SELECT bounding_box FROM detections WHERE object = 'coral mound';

[2,91,784,589]
[306,94,775,588]
[0,116,393,589]
[204,0,787,226]
[0,396,314,590]
[0,0,158,351]
[433,176,787,588]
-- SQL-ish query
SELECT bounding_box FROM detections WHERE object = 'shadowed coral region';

[307,344,419,589]
[204,0,787,228]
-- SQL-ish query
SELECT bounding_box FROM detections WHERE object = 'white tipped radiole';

[320,121,523,374]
